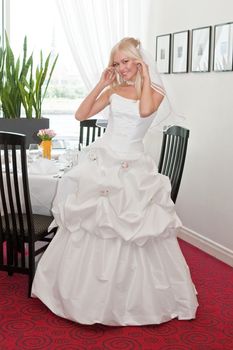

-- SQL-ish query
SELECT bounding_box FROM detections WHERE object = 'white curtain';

[56,0,152,91]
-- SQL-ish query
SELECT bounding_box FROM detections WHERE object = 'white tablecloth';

[0,173,59,218]
[29,174,59,216]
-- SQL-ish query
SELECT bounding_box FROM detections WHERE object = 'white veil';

[140,47,185,131]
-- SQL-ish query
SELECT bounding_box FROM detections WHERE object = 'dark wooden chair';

[158,126,190,203]
[0,131,57,297]
[79,119,106,149]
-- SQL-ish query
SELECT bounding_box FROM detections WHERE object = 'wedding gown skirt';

[31,142,198,325]
[32,95,198,325]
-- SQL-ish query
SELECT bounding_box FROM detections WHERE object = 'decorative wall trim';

[178,226,233,267]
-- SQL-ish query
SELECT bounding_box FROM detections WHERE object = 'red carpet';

[0,240,233,350]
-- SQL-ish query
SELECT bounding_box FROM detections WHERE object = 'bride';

[31,37,198,326]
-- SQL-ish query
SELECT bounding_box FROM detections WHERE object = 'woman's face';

[112,50,138,82]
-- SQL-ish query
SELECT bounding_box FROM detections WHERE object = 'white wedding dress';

[31,94,198,326]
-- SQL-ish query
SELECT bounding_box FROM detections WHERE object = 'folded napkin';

[29,158,60,175]
[57,154,71,168]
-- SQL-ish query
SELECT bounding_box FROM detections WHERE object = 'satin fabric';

[31,94,198,325]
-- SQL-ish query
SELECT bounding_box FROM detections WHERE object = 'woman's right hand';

[99,67,116,87]
[75,67,115,121]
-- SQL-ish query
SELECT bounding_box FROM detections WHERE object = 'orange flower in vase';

[37,129,56,160]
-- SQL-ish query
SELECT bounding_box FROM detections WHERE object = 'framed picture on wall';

[172,30,189,73]
[213,22,233,71]
[191,26,211,72]
[155,34,171,73]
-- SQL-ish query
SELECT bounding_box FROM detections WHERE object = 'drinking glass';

[28,144,40,162]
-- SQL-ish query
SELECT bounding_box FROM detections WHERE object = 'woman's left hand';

[135,59,150,80]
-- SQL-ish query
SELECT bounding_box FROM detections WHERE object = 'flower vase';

[41,140,52,160]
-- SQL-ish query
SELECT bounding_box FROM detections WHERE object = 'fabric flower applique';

[88,150,97,161]
[100,189,109,196]
[121,161,129,169]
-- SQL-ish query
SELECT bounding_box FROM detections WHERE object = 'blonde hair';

[108,37,143,98]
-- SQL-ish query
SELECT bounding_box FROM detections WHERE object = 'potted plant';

[0,33,58,147]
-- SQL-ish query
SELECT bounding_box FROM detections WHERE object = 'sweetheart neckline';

[111,93,139,102]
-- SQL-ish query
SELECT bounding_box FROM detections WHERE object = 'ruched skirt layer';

[32,141,198,325]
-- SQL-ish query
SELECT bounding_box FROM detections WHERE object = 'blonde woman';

[32,37,198,326]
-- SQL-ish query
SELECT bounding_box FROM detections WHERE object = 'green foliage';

[0,32,58,119]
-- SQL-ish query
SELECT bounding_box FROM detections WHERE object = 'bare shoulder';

[108,85,121,96]
[151,87,164,111]
[105,86,124,100]
[104,87,119,99]
[98,87,113,104]
[151,85,165,98]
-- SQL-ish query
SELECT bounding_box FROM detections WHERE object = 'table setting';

[0,129,79,216]
[26,129,79,215]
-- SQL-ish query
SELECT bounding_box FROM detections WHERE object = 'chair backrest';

[0,132,34,268]
[79,119,106,149]
[158,126,190,203]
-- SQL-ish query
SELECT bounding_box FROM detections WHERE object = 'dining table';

[0,157,62,221]
[29,173,60,216]
[28,150,78,216]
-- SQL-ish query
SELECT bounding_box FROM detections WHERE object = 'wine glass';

[28,144,40,163]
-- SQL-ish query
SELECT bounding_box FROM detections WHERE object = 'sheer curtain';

[56,0,152,91]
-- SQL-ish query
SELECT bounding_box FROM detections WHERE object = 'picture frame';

[172,30,189,73]
[155,34,171,74]
[213,22,233,72]
[191,26,211,72]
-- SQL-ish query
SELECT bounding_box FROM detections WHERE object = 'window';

[0,0,4,47]
[9,0,86,137]
[5,0,150,138]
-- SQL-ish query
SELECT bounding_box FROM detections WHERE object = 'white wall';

[146,0,233,254]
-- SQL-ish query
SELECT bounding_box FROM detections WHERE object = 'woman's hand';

[135,59,150,80]
[99,67,116,88]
